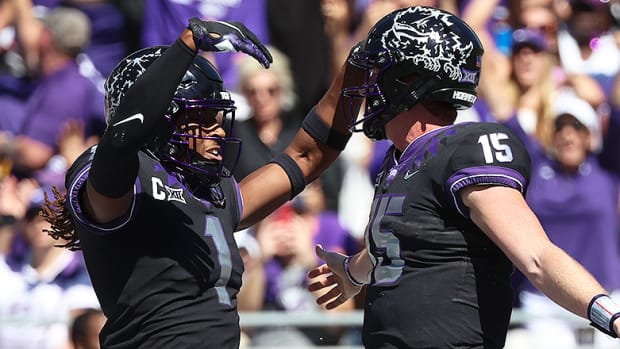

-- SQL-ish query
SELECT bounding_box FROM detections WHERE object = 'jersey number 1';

[204,216,233,306]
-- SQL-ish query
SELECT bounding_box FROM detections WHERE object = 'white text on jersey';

[152,177,186,204]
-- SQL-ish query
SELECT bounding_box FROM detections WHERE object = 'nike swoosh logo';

[111,113,144,127]
[403,169,419,180]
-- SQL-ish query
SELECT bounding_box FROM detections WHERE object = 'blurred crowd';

[0,0,618,348]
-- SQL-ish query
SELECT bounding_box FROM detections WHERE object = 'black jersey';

[66,146,244,349]
[362,122,531,349]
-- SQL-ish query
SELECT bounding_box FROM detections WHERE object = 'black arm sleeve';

[89,39,196,198]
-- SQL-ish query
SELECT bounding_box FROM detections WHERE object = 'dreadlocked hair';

[40,185,81,251]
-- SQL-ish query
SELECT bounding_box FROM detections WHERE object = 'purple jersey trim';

[233,179,243,228]
[447,166,526,217]
[68,164,139,235]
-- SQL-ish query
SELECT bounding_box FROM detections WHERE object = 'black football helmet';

[104,46,241,188]
[343,6,483,140]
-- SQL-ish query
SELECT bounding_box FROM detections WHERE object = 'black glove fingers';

[224,21,271,63]
[234,39,271,68]
[186,18,272,68]
[242,29,273,65]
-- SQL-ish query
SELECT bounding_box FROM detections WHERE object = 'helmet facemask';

[342,50,393,140]
[158,94,241,187]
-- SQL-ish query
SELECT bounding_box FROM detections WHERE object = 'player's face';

[177,108,226,162]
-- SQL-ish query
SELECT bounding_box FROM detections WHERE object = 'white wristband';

[588,294,620,337]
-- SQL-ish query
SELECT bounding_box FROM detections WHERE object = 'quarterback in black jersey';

[308,6,620,349]
[41,18,363,349]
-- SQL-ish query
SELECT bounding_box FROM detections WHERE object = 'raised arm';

[238,52,364,229]
[83,32,197,224]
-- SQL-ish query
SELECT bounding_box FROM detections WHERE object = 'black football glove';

[187,17,273,68]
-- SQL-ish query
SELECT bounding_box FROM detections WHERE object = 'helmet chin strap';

[186,152,227,207]
[185,153,220,180]
[156,148,226,207]
[188,176,226,207]
[362,112,391,140]
[184,170,226,208]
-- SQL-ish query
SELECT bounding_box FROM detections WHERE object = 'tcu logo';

[151,177,186,204]
[385,7,475,82]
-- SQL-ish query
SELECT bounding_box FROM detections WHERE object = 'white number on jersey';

[477,133,513,164]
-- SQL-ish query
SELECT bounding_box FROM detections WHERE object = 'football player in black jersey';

[40,18,363,349]
[307,6,620,349]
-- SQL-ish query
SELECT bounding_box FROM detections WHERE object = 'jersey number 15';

[478,133,513,163]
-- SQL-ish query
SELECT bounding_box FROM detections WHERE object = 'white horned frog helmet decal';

[343,6,484,140]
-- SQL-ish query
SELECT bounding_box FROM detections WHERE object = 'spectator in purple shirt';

[0,7,104,183]
[0,71,31,135]
[65,0,133,78]
[507,91,620,349]
[27,1,138,86]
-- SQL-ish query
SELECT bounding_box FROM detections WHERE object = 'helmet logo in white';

[382,7,474,82]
